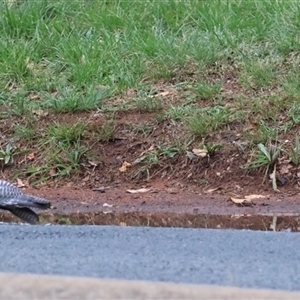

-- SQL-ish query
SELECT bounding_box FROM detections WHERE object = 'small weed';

[133,152,159,166]
[288,135,300,166]
[97,120,115,142]
[13,122,35,140]
[133,151,159,180]
[194,82,222,100]
[51,142,88,176]
[158,140,193,159]
[239,60,277,89]
[47,121,86,146]
[26,166,52,185]
[47,88,106,113]
[186,106,230,136]
[244,121,278,145]
[242,142,281,181]
[133,123,154,136]
[0,143,15,167]
[187,143,222,161]
[165,104,194,121]
[158,145,183,158]
[135,96,163,112]
[201,143,223,158]
[288,103,300,126]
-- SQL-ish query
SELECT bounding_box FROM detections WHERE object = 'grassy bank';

[0,0,300,191]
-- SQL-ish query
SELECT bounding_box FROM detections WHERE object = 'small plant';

[0,143,15,166]
[51,142,88,176]
[157,140,193,159]
[239,60,277,89]
[47,121,86,146]
[288,103,300,126]
[47,88,106,113]
[25,165,52,186]
[203,143,223,157]
[13,122,35,140]
[242,142,281,189]
[288,135,300,166]
[244,120,277,145]
[133,151,160,180]
[133,123,154,136]
[186,106,230,136]
[158,145,183,158]
[97,120,115,142]
[187,142,222,161]
[134,95,163,112]
[194,82,222,100]
[165,104,194,121]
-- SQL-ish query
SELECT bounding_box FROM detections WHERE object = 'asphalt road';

[0,225,299,291]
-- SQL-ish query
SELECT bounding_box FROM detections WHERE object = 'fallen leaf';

[27,152,35,161]
[33,109,48,117]
[230,194,266,205]
[155,91,173,97]
[204,187,222,194]
[230,197,249,204]
[83,176,90,182]
[119,161,131,172]
[28,93,40,100]
[279,163,292,175]
[16,178,25,188]
[244,194,266,201]
[88,160,98,167]
[126,188,151,194]
[192,148,208,157]
[49,169,56,177]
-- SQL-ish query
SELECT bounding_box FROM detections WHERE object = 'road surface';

[0,225,299,291]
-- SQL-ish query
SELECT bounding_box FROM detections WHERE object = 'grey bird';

[0,180,51,224]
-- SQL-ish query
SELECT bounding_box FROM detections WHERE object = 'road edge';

[1,273,299,299]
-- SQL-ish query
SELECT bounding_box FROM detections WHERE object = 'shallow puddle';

[1,212,300,231]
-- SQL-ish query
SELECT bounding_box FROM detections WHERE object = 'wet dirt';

[2,80,300,230]
[1,183,300,231]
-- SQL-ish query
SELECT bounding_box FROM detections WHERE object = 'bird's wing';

[6,207,39,224]
[0,195,50,210]
[0,180,22,198]
[19,195,51,209]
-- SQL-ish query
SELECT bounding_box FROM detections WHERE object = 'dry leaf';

[16,178,25,188]
[230,194,266,204]
[126,188,151,194]
[244,194,266,201]
[230,197,249,204]
[192,148,208,157]
[28,93,40,100]
[155,91,173,97]
[88,160,98,167]
[27,152,35,161]
[204,187,221,194]
[119,161,131,172]
[149,91,173,98]
[279,164,292,175]
[49,169,56,177]
[33,109,48,117]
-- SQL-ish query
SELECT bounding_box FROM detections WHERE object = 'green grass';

[1,0,300,187]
